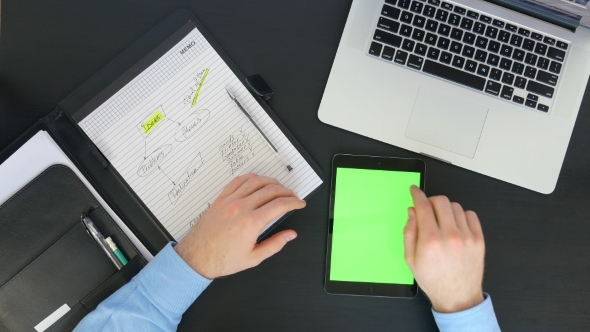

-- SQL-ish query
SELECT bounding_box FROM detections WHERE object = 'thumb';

[404,207,417,267]
[251,230,297,265]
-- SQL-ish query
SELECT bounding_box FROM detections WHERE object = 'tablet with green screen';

[324,154,424,298]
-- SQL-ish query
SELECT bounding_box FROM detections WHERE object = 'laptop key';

[527,93,538,102]
[506,24,517,32]
[490,68,502,80]
[518,28,530,37]
[477,63,490,77]
[527,80,554,98]
[428,0,440,5]
[485,80,501,95]
[501,72,514,85]
[513,95,524,104]
[398,0,411,9]
[556,41,568,50]
[437,37,450,50]
[487,54,500,67]
[512,62,524,75]
[549,61,562,74]
[424,5,436,17]
[438,23,451,36]
[480,15,492,24]
[400,24,413,37]
[492,19,504,28]
[382,46,396,60]
[475,49,487,62]
[525,99,537,108]
[524,66,536,79]
[498,31,510,43]
[535,43,547,55]
[465,60,477,72]
[525,52,537,65]
[394,50,409,64]
[473,22,486,34]
[531,32,543,41]
[425,33,438,45]
[499,57,512,70]
[547,47,565,62]
[413,15,426,28]
[450,41,462,54]
[408,54,424,69]
[460,17,473,30]
[537,57,549,70]
[448,13,461,26]
[454,6,466,15]
[450,28,463,40]
[369,42,383,56]
[462,45,475,58]
[425,19,438,31]
[537,104,549,112]
[415,43,428,55]
[500,45,513,57]
[501,85,514,100]
[382,5,401,20]
[515,76,527,89]
[475,36,488,49]
[512,49,525,62]
[436,9,449,22]
[401,11,414,23]
[522,38,535,51]
[427,47,440,60]
[412,28,425,41]
[463,32,476,45]
[385,0,397,4]
[441,2,453,10]
[440,51,453,64]
[488,41,500,53]
[402,39,416,51]
[485,26,498,39]
[510,34,523,47]
[537,70,558,86]
[411,1,424,13]
[374,30,403,47]
[543,36,555,45]
[378,17,400,33]
[467,10,479,19]
[422,59,486,90]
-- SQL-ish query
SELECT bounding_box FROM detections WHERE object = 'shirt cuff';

[135,242,212,315]
[432,293,501,332]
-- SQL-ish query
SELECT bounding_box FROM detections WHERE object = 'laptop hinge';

[485,0,580,32]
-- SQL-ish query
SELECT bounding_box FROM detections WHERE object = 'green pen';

[105,237,128,266]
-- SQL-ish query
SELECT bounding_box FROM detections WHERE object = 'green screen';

[329,167,420,285]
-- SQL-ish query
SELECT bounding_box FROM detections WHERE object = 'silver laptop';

[318,0,590,193]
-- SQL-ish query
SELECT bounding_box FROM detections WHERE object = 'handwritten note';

[79,27,323,240]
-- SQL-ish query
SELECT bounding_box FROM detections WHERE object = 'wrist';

[431,292,484,313]
[174,241,215,280]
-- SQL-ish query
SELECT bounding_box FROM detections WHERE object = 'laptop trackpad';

[405,86,488,159]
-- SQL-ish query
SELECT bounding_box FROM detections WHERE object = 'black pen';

[226,88,293,172]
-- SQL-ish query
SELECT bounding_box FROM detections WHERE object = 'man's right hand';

[404,186,486,313]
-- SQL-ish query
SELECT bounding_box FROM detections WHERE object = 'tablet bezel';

[324,154,425,298]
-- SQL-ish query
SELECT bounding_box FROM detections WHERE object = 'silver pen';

[226,88,293,172]
[81,213,123,270]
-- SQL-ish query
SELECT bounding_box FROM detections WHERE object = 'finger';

[250,230,297,265]
[465,210,484,239]
[451,202,469,235]
[404,207,417,267]
[428,196,457,232]
[219,174,255,198]
[410,186,439,237]
[250,196,306,230]
[243,184,296,209]
[232,175,281,199]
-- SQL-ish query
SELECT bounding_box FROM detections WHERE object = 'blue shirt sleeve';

[74,242,212,332]
[432,293,501,332]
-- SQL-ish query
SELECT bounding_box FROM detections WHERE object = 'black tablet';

[324,154,425,298]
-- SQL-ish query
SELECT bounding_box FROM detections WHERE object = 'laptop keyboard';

[368,0,570,113]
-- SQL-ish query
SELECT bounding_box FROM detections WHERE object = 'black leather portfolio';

[0,10,323,331]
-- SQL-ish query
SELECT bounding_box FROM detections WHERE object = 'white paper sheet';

[79,27,323,240]
[0,131,153,260]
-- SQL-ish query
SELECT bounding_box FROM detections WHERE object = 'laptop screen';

[486,0,590,29]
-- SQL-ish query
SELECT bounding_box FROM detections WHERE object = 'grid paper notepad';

[79,26,323,240]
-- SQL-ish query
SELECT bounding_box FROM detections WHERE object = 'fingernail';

[286,234,297,242]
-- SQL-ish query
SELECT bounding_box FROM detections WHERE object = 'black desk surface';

[1,1,589,331]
